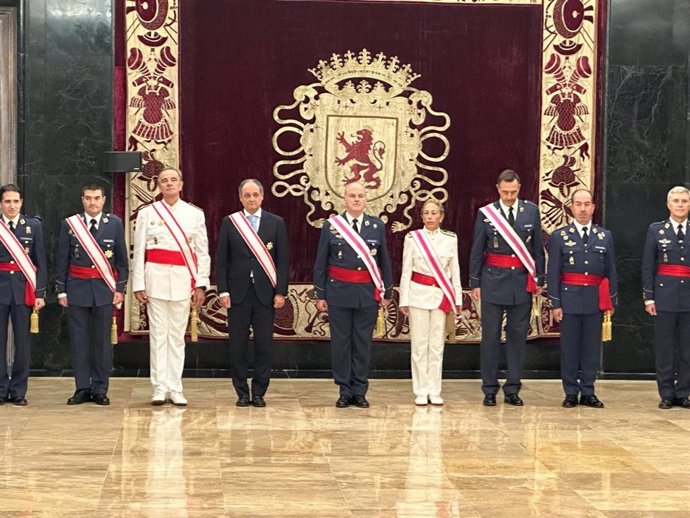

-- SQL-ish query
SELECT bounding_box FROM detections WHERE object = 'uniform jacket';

[547,222,618,314]
[642,219,690,312]
[55,213,129,307]
[132,199,210,302]
[468,199,545,305]
[313,213,393,308]
[215,210,289,306]
[0,215,47,305]
[399,227,462,310]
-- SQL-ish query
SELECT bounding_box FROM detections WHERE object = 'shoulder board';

[364,214,384,225]
[187,202,203,212]
[26,215,42,223]
[522,200,537,209]
[441,229,456,237]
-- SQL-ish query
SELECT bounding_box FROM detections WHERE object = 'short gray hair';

[238,178,264,195]
[667,185,690,202]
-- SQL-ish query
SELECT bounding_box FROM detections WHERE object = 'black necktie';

[507,207,515,227]
[8,221,14,231]
[352,218,359,234]
[90,218,97,237]
[582,226,588,244]
[678,224,685,242]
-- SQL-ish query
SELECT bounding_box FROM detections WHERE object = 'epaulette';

[441,229,456,237]
[405,232,414,239]
[523,200,538,208]
[187,202,203,212]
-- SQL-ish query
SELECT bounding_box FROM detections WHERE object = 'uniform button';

[511,254,515,258]
[511,266,515,270]
[584,272,589,275]
[9,271,14,275]
[357,267,362,271]
[91,265,96,269]
[584,260,589,264]
[660,283,664,287]
[10,260,14,264]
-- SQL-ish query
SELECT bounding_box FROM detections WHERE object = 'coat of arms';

[272,49,450,231]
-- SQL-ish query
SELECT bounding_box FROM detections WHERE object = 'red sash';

[66,214,117,292]
[411,272,452,313]
[146,249,186,266]
[228,212,277,288]
[0,262,35,305]
[328,265,381,301]
[560,273,612,311]
[68,265,120,280]
[485,252,538,293]
[0,221,37,306]
[656,264,690,277]
[151,201,198,291]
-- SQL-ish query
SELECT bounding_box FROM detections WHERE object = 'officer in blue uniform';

[548,189,617,408]
[56,183,129,406]
[642,185,690,409]
[469,170,545,406]
[0,184,47,406]
[314,182,393,408]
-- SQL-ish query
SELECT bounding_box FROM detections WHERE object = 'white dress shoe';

[429,395,444,406]
[414,396,428,406]
[169,391,188,406]
[151,388,167,406]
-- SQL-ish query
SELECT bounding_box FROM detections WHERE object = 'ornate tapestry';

[121,0,603,343]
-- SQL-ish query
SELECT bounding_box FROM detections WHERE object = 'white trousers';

[147,297,190,393]
[408,306,446,398]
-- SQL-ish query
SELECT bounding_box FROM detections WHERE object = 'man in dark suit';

[469,169,545,407]
[56,182,129,406]
[313,181,394,408]
[642,185,690,409]
[216,179,289,407]
[548,189,617,408]
[0,184,47,406]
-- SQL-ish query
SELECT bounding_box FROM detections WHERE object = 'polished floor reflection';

[0,379,689,517]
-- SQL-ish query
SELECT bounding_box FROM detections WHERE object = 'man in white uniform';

[132,167,210,406]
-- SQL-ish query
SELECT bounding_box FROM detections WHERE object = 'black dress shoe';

[659,398,674,409]
[673,397,690,409]
[92,394,110,406]
[562,395,578,408]
[251,395,266,407]
[504,394,524,406]
[335,396,351,408]
[580,395,604,408]
[11,396,27,406]
[483,394,496,406]
[352,395,369,408]
[67,389,92,405]
[236,395,251,407]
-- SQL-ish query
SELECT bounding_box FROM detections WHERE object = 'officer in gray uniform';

[548,189,617,408]
[56,182,129,406]
[313,182,393,408]
[642,185,690,409]
[469,169,545,407]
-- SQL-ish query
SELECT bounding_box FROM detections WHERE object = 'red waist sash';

[411,271,452,313]
[146,249,186,266]
[0,262,35,306]
[69,265,119,280]
[485,252,537,294]
[560,273,612,311]
[656,264,690,277]
[328,265,381,301]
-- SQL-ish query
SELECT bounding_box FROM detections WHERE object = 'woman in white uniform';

[399,200,462,405]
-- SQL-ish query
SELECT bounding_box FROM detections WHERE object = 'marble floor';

[0,379,689,517]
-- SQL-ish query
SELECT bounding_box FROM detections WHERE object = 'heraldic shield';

[272,49,450,231]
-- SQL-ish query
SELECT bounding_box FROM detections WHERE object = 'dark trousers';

[67,304,113,395]
[328,304,378,398]
[560,312,603,396]
[0,302,31,398]
[480,299,530,396]
[654,311,690,399]
[229,283,274,398]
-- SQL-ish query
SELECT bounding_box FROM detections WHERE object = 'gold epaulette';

[441,229,457,237]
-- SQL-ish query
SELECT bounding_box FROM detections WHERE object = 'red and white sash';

[329,215,384,297]
[479,203,537,282]
[151,201,198,290]
[66,214,117,292]
[0,219,37,303]
[411,229,458,315]
[228,211,277,287]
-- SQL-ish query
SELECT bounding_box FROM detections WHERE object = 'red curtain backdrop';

[177,0,543,286]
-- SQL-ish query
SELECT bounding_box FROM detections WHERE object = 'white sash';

[151,201,199,290]
[228,212,277,288]
[66,214,117,292]
[329,215,384,295]
[0,220,37,295]
[411,229,458,314]
[479,203,537,281]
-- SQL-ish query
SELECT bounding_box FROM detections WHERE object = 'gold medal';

[569,255,575,265]
[25,226,31,234]
[104,250,113,258]
[103,217,109,223]
[370,248,377,256]
[266,242,273,250]
[364,220,370,227]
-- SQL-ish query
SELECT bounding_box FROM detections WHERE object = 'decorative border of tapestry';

[124,0,600,342]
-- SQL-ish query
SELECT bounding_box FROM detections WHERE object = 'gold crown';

[309,49,420,98]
